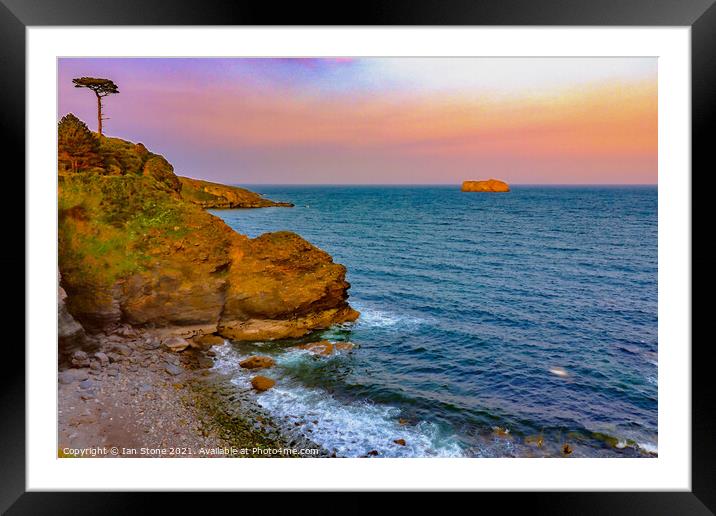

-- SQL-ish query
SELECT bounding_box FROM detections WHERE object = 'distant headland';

[461,179,510,192]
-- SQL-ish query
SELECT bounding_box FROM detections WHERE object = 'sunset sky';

[58,58,657,185]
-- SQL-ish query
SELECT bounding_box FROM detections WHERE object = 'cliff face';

[179,177,293,209]
[58,272,88,357]
[461,179,510,192]
[58,127,357,341]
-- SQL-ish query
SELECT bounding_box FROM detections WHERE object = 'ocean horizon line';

[214,182,658,188]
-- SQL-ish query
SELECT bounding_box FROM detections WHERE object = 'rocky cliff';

[179,176,294,209]
[461,179,510,192]
[58,114,358,345]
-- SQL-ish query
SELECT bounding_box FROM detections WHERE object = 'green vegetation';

[179,183,221,203]
[57,114,103,173]
[58,113,188,288]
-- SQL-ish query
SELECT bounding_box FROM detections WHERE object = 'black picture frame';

[2,0,711,511]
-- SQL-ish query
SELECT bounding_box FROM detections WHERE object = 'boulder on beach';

[162,336,190,352]
[239,356,276,370]
[461,179,510,192]
[251,376,276,392]
[191,334,225,350]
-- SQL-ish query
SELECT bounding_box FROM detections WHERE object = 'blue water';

[210,185,657,458]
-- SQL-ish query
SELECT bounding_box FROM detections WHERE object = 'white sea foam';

[256,382,463,458]
[638,441,658,454]
[353,306,425,329]
[213,345,463,458]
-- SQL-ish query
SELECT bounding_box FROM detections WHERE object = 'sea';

[208,185,658,458]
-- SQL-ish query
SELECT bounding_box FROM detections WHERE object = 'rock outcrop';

[58,119,358,343]
[58,272,88,359]
[295,340,354,356]
[179,176,294,209]
[461,179,510,192]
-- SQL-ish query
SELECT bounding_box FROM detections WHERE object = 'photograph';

[56,56,659,460]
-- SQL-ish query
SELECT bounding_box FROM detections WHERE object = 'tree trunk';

[96,93,103,136]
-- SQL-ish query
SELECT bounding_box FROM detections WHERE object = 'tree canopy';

[72,77,120,97]
[72,77,119,136]
[58,113,102,173]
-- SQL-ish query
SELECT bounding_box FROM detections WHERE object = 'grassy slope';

[59,136,199,291]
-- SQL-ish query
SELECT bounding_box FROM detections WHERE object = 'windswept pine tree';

[57,113,102,173]
[72,77,119,136]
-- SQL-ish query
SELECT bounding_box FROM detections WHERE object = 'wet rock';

[367,450,379,456]
[71,350,90,368]
[192,334,225,350]
[239,356,276,370]
[334,342,355,351]
[393,439,406,446]
[163,336,190,353]
[493,426,511,438]
[251,376,276,392]
[525,435,544,448]
[164,363,184,376]
[296,340,334,356]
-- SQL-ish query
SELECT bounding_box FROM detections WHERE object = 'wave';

[213,346,463,458]
[352,305,427,330]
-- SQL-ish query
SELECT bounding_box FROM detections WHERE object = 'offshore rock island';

[57,113,358,457]
[461,179,510,192]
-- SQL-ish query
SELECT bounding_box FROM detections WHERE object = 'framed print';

[2,0,712,511]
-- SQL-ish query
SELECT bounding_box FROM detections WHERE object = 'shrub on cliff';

[98,136,153,176]
[143,155,182,194]
[58,113,102,173]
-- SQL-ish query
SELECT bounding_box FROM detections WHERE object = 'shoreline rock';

[58,131,359,340]
[251,376,276,392]
[179,176,294,209]
[461,179,510,192]
[239,356,275,370]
